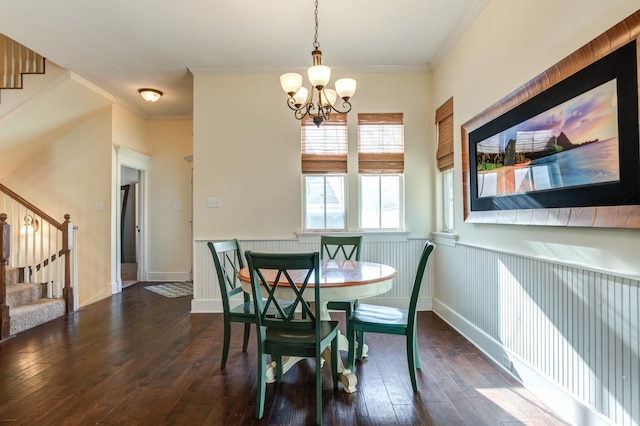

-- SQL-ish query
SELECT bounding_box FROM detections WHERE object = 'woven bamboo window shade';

[435,98,454,171]
[358,113,404,174]
[301,114,348,174]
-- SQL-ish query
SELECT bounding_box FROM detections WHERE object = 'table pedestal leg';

[263,302,362,392]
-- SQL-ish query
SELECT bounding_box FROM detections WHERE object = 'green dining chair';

[347,241,435,392]
[245,250,339,426]
[207,240,253,369]
[321,235,363,319]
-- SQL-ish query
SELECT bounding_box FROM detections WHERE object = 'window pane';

[326,176,345,229]
[305,176,326,230]
[443,169,454,230]
[305,175,345,230]
[380,175,400,228]
[361,175,381,228]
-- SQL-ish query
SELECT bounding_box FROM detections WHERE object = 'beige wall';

[433,1,640,276]
[146,120,193,278]
[4,106,115,306]
[192,72,433,241]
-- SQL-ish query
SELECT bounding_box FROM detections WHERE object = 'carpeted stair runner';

[5,267,66,335]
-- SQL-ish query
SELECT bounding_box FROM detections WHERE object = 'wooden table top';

[237,259,397,288]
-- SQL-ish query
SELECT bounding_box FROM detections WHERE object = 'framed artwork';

[461,10,640,228]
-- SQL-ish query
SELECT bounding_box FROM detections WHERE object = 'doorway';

[114,146,150,293]
[121,166,139,287]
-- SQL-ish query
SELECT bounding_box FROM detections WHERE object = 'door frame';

[114,146,150,293]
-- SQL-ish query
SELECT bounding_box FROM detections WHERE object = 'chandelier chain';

[313,0,320,50]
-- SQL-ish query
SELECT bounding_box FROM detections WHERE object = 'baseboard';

[432,298,611,426]
[81,284,115,308]
[191,298,222,313]
[146,272,191,282]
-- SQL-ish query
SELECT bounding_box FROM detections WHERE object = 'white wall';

[432,2,640,425]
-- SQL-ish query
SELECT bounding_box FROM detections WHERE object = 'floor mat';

[144,282,193,298]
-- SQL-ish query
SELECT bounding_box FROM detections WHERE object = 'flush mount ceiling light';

[280,0,356,127]
[138,88,163,102]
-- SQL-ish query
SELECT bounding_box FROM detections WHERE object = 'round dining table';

[238,259,397,393]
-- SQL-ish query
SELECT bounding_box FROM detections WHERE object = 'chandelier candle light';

[280,0,356,127]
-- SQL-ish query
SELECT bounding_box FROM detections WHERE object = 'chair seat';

[266,320,339,345]
[230,300,294,318]
[229,301,254,316]
[350,303,408,327]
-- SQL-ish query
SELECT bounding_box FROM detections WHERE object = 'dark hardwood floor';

[0,282,567,425]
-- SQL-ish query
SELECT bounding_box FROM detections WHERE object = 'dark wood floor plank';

[0,282,568,425]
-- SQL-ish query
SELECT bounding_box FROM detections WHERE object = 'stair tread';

[9,298,66,336]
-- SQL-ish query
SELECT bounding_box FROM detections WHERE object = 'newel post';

[62,214,74,314]
[0,213,11,339]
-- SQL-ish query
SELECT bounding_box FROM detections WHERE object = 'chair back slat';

[320,235,362,260]
[245,251,320,332]
[208,240,249,312]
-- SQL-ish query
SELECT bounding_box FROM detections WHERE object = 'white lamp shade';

[308,65,331,89]
[138,88,163,102]
[293,87,308,106]
[280,73,302,95]
[322,88,337,107]
[335,78,356,99]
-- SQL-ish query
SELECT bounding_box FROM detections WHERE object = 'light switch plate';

[207,197,221,208]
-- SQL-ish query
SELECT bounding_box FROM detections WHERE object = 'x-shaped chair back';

[320,235,362,261]
[245,251,320,332]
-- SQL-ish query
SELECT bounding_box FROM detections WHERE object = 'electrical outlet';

[207,197,221,208]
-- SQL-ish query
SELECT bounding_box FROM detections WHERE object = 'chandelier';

[280,0,356,127]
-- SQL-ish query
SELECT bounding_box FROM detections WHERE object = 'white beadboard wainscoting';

[432,238,639,426]
[192,238,433,314]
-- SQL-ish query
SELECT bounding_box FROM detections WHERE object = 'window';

[358,113,404,230]
[436,98,455,230]
[443,169,454,231]
[301,114,347,231]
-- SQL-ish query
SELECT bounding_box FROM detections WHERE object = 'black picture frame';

[461,11,640,228]
[468,40,639,213]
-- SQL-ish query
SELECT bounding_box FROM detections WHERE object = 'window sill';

[430,231,458,247]
[296,230,411,243]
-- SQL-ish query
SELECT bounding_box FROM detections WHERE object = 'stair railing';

[0,213,9,338]
[0,183,77,340]
[0,33,45,91]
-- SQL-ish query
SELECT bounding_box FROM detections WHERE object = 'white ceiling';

[0,0,486,119]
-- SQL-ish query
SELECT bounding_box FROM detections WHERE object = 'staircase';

[0,186,77,340]
[1,33,45,95]
[0,36,78,340]
[5,267,65,335]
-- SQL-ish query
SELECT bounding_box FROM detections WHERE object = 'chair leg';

[331,338,339,389]
[414,331,421,370]
[347,322,356,370]
[256,351,267,419]
[242,323,250,352]
[316,350,323,426]
[356,331,365,361]
[275,355,283,383]
[221,320,231,369]
[407,331,418,392]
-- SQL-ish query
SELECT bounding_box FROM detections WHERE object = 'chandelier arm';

[328,99,352,114]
